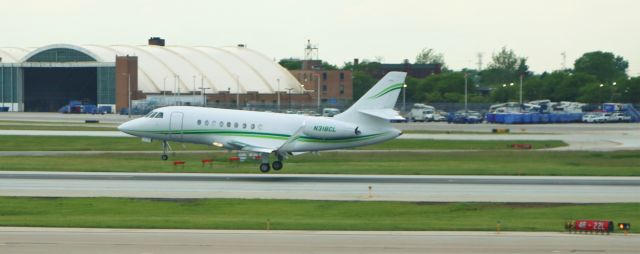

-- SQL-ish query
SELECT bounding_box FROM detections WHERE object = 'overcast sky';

[2,0,639,75]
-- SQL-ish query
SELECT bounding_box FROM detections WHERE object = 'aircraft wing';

[277,122,306,153]
[226,140,276,154]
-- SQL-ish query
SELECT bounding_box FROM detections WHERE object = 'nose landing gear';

[161,140,172,160]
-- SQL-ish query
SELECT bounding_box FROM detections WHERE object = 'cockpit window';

[155,112,164,118]
[145,112,155,118]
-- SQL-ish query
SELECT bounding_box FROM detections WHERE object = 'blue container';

[540,114,549,123]
[515,114,524,124]
[495,114,505,124]
[531,113,540,124]
[603,103,616,112]
[487,113,495,123]
[523,114,532,124]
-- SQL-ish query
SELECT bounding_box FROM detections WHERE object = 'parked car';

[612,112,631,122]
[322,108,340,117]
[447,110,483,124]
[582,113,606,123]
[432,112,447,122]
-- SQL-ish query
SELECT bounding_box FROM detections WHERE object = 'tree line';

[282,48,639,105]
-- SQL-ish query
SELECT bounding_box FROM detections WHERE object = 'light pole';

[502,83,514,102]
[235,74,240,109]
[163,76,167,104]
[464,73,468,112]
[176,75,181,106]
[402,83,407,114]
[285,87,293,111]
[519,73,524,105]
[1,68,4,109]
[198,86,210,106]
[122,73,131,118]
[316,73,321,113]
[276,78,281,112]
[600,82,617,102]
[192,75,197,105]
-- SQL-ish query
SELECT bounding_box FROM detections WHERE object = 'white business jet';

[118,71,407,172]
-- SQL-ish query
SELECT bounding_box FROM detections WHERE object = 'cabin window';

[251,123,255,129]
[234,122,239,128]
[205,120,209,126]
[242,123,247,129]
[219,121,224,127]
[197,120,202,125]
[227,122,231,128]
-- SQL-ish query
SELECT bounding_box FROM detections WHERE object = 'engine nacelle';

[302,118,360,139]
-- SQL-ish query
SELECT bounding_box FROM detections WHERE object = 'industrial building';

[0,38,319,112]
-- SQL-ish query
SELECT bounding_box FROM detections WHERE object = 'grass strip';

[1,150,638,176]
[0,197,637,232]
[0,135,567,151]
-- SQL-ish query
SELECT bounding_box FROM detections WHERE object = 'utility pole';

[276,78,280,112]
[192,75,197,105]
[176,75,181,106]
[316,73,321,113]
[128,73,131,118]
[198,86,210,106]
[402,83,407,114]
[519,73,523,105]
[464,73,468,112]
[285,88,293,111]
[1,67,4,109]
[235,74,240,109]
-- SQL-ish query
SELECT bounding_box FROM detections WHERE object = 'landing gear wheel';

[161,154,169,160]
[272,161,283,171]
[259,163,271,173]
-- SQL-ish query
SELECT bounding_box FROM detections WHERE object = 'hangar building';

[0,38,304,112]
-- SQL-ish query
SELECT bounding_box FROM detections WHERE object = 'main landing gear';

[161,140,171,160]
[258,153,285,173]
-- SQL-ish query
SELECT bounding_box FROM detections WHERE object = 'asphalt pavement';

[1,227,638,254]
[1,171,638,203]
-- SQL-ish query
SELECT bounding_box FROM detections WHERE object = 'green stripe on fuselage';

[134,129,387,143]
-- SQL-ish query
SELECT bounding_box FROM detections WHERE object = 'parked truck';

[408,103,435,122]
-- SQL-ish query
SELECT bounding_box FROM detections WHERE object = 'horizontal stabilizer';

[358,108,405,120]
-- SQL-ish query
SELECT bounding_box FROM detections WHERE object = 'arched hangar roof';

[0,44,303,94]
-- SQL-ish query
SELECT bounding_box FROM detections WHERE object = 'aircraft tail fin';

[335,71,407,123]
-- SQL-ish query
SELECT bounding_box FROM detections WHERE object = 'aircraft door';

[169,112,184,140]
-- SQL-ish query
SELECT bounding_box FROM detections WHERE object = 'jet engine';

[302,118,360,139]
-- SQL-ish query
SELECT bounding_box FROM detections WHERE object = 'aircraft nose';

[117,121,133,133]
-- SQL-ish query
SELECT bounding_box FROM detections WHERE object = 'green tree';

[278,59,301,70]
[489,46,519,71]
[574,51,628,82]
[351,71,377,101]
[415,48,446,68]
[480,46,528,86]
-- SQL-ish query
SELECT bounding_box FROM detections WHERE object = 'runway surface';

[2,171,639,203]
[1,125,638,151]
[1,227,638,254]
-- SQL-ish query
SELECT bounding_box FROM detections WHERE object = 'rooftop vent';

[148,37,165,46]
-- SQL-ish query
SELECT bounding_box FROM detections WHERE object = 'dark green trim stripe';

[135,129,387,144]
[368,83,403,99]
